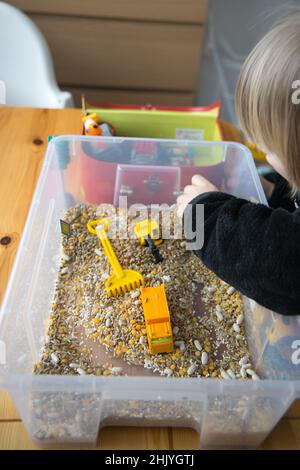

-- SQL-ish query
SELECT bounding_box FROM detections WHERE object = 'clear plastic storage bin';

[0,136,300,449]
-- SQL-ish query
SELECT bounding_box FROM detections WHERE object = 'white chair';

[0,2,73,108]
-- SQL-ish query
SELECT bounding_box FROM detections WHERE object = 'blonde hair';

[236,12,300,192]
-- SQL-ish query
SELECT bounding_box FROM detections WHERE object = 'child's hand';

[177,174,219,218]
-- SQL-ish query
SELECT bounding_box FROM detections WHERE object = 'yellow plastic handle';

[87,218,124,279]
[87,218,109,235]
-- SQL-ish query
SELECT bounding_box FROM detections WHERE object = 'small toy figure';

[82,113,115,137]
[140,284,173,354]
[82,113,102,136]
[134,219,163,263]
[87,218,144,296]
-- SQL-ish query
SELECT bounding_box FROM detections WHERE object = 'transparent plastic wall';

[0,136,299,449]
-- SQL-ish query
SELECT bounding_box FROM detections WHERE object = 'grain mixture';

[34,203,258,380]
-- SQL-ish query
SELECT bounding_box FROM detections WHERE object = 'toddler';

[177,12,300,316]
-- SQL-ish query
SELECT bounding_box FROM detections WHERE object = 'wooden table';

[0,106,299,450]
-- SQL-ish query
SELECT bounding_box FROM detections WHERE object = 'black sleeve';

[184,192,300,316]
[267,174,295,211]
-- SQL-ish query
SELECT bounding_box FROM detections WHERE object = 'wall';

[7,0,207,107]
[197,0,296,122]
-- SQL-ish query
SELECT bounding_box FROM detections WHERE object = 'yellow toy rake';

[87,218,144,297]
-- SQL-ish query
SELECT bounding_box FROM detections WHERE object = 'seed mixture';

[34,203,258,380]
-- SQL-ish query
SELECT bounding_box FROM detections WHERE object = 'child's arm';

[180,182,300,316]
[267,174,296,211]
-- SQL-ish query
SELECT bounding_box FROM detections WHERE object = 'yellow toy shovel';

[87,218,144,297]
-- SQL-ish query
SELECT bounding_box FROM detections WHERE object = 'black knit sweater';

[184,175,300,316]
